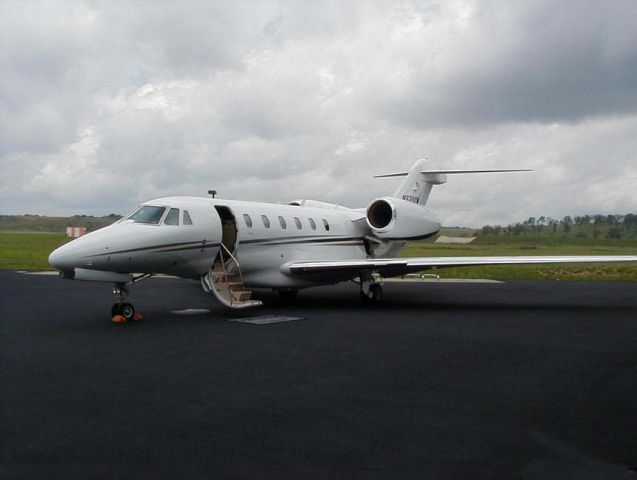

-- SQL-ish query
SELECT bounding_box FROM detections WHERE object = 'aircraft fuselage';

[49,196,439,289]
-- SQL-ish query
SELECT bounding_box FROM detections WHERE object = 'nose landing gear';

[111,282,143,323]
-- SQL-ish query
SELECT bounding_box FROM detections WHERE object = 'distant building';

[66,227,87,238]
[434,235,476,244]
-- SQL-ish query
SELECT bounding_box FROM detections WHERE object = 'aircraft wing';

[284,255,637,278]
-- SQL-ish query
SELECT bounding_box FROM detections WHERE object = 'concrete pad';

[228,314,303,324]
[171,308,211,315]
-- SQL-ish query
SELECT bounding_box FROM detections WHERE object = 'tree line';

[479,214,637,239]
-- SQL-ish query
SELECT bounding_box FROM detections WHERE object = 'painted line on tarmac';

[16,271,503,284]
[16,271,179,279]
[384,278,504,284]
[16,271,59,275]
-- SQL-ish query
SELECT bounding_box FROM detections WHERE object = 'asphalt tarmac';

[1,271,636,479]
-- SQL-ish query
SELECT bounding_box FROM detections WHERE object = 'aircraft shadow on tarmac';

[247,281,637,313]
[125,277,636,322]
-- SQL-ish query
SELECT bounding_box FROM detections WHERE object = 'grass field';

[1,231,636,280]
[401,235,637,281]
[0,233,72,270]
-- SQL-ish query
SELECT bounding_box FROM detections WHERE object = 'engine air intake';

[367,199,394,229]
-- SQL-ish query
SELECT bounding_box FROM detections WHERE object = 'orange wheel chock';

[132,313,144,321]
[112,314,127,324]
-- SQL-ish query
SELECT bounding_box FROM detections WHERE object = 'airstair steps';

[232,290,253,302]
[202,244,262,309]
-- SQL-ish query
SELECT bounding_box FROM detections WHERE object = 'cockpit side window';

[127,206,166,224]
[183,210,193,225]
[164,208,180,225]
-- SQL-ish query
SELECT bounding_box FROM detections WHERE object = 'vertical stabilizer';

[375,159,447,206]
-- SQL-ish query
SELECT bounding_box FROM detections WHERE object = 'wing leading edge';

[284,255,637,278]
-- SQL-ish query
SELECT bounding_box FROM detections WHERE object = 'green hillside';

[0,214,121,233]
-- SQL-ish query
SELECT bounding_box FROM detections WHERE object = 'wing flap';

[284,255,637,277]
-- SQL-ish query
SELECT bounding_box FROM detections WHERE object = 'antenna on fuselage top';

[208,190,217,198]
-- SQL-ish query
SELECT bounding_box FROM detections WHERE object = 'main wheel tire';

[121,303,135,321]
[370,284,383,302]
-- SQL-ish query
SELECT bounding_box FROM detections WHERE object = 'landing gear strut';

[359,271,383,303]
[111,281,144,323]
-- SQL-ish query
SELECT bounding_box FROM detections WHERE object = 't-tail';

[374,158,532,206]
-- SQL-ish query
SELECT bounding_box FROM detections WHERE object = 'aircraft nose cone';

[48,247,63,269]
[48,250,57,268]
[48,243,75,270]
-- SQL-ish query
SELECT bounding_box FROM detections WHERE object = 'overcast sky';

[1,0,636,226]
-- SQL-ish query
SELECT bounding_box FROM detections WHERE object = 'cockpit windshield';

[164,208,180,225]
[127,206,166,224]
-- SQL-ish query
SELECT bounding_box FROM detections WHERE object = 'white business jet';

[49,159,637,322]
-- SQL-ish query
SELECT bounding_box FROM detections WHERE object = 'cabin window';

[262,215,271,228]
[183,210,193,225]
[127,206,166,224]
[322,219,330,231]
[294,217,302,229]
[309,218,317,230]
[278,216,287,229]
[164,208,180,225]
[243,214,253,228]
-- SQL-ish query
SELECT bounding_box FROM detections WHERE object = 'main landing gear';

[276,288,299,300]
[111,277,150,323]
[359,271,383,303]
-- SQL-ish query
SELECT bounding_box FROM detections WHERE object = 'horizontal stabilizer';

[374,168,532,178]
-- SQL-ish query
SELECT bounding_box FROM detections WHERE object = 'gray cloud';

[0,0,635,225]
[374,1,637,127]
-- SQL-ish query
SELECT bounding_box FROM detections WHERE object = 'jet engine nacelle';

[366,197,440,240]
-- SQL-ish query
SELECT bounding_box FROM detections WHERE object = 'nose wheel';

[111,282,143,323]
[111,302,136,322]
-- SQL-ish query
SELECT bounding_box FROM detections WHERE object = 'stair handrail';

[215,245,235,306]
[216,243,230,293]
[220,243,245,285]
